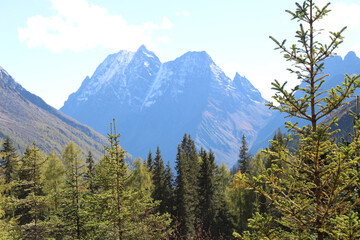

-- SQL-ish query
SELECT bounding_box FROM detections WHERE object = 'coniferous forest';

[2,0,360,239]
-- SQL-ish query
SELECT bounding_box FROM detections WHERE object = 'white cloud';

[18,0,173,53]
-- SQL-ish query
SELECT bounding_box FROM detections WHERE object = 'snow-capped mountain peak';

[61,47,272,167]
[232,72,263,102]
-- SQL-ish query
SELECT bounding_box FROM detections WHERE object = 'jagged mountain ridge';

[251,51,360,152]
[61,45,272,167]
[0,66,108,159]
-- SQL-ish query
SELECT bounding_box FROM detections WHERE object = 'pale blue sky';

[1,0,360,109]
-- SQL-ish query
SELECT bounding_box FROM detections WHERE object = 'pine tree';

[85,150,96,194]
[198,148,218,234]
[91,120,172,239]
[216,163,234,240]
[61,142,87,239]
[0,143,19,239]
[16,142,47,239]
[0,136,19,184]
[163,161,174,215]
[152,146,167,213]
[237,1,360,239]
[146,149,153,173]
[106,120,127,239]
[174,134,200,238]
[238,134,251,174]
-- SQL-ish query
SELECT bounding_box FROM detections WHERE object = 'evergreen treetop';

[237,1,360,239]
[146,149,153,173]
[0,136,19,184]
[174,134,200,238]
[238,134,251,174]
[267,0,359,132]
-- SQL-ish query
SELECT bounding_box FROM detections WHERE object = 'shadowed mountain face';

[0,66,108,159]
[323,98,360,142]
[61,45,272,167]
[251,51,360,153]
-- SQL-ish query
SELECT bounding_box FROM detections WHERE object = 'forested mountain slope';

[0,66,107,159]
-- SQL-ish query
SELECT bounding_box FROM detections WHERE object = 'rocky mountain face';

[251,51,360,152]
[0,66,108,159]
[61,45,273,167]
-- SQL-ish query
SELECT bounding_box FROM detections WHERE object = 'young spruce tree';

[61,142,87,239]
[92,120,172,239]
[236,1,360,239]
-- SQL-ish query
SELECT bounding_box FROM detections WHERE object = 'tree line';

[0,119,264,239]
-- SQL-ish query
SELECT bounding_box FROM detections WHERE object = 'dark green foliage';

[174,134,200,238]
[198,148,234,239]
[164,161,174,215]
[61,142,87,239]
[238,134,251,174]
[146,149,153,173]
[85,150,96,193]
[152,146,167,213]
[0,136,19,184]
[198,148,217,233]
[216,198,234,239]
[16,142,47,239]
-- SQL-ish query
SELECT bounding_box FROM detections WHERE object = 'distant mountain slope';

[61,45,273,167]
[251,51,360,152]
[323,98,360,142]
[0,66,108,159]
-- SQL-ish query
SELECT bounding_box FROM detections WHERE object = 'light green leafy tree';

[127,157,153,199]
[42,151,65,238]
